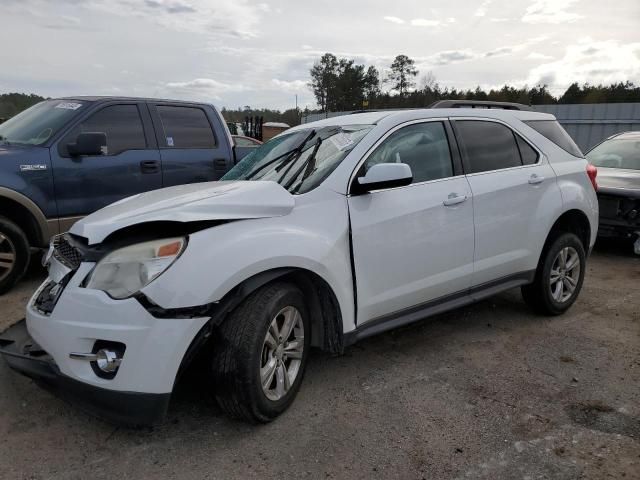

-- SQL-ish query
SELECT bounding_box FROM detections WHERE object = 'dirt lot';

[0,241,638,480]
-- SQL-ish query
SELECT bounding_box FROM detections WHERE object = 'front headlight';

[85,237,186,299]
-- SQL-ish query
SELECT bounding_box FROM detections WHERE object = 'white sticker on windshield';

[55,102,83,110]
[329,132,354,151]
[166,136,174,147]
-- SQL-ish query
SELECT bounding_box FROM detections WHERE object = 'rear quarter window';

[515,135,540,165]
[525,120,583,158]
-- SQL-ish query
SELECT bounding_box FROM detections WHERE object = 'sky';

[2,0,639,111]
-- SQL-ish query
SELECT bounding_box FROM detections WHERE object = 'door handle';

[528,173,545,185]
[140,160,160,174]
[443,193,467,206]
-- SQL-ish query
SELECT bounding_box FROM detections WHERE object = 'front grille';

[52,234,83,269]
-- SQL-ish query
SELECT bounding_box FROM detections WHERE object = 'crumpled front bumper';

[0,319,170,425]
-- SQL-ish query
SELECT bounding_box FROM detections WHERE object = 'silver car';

[586,131,640,253]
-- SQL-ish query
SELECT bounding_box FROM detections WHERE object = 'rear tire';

[211,282,310,423]
[522,232,586,316]
[0,216,30,295]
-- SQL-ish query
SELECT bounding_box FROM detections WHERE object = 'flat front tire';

[0,216,30,295]
[522,232,586,315]
[211,282,310,423]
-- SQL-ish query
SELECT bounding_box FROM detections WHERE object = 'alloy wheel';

[549,246,581,303]
[0,232,16,282]
[260,306,305,401]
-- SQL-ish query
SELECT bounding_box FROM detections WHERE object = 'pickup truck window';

[223,125,373,194]
[0,100,84,146]
[157,106,216,148]
[61,104,146,156]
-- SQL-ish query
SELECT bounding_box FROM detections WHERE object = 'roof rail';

[429,100,531,111]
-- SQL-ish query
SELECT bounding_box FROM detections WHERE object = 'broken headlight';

[84,237,186,299]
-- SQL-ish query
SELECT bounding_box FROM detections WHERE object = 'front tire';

[522,232,586,315]
[0,216,31,295]
[211,282,310,423]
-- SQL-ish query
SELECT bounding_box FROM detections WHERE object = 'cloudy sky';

[2,0,639,110]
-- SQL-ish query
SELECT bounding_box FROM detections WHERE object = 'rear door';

[451,118,561,286]
[348,120,475,324]
[52,102,161,219]
[149,103,232,187]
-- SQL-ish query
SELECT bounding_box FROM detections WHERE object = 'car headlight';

[85,237,186,299]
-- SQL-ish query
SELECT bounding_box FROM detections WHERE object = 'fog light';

[69,348,123,373]
[95,349,122,372]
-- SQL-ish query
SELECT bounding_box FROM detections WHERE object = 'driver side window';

[364,122,454,184]
[61,104,147,157]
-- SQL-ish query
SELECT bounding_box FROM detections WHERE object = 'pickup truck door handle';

[528,173,545,185]
[140,160,160,174]
[443,193,467,206]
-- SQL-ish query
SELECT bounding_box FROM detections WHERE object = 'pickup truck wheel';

[0,217,30,295]
[522,232,585,316]
[211,282,310,423]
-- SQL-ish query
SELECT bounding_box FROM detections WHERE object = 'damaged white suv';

[0,101,599,425]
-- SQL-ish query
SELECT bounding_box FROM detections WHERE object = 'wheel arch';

[544,209,592,255]
[0,187,51,247]
[214,267,344,353]
[174,267,345,383]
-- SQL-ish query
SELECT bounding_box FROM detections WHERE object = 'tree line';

[308,52,640,112]
[0,93,46,120]
[220,106,301,128]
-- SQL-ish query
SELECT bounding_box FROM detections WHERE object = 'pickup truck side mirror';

[353,163,413,194]
[67,132,107,156]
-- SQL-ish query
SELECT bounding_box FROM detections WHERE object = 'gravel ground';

[0,241,638,480]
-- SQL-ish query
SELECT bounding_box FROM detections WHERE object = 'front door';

[348,120,475,324]
[51,102,161,219]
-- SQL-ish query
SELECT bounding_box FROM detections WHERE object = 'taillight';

[586,163,598,191]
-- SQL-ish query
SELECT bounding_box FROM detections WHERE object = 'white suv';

[0,101,599,425]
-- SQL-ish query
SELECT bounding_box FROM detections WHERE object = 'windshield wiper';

[273,129,316,174]
[285,137,323,192]
[243,130,315,180]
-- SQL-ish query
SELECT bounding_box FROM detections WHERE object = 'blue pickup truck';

[0,96,255,293]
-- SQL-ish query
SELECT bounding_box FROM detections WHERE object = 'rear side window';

[234,136,261,147]
[365,122,454,184]
[157,106,216,148]
[524,120,583,157]
[62,104,146,156]
[516,135,539,165]
[455,120,521,173]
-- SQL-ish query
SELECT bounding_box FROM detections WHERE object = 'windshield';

[0,100,85,146]
[587,136,640,171]
[223,124,373,193]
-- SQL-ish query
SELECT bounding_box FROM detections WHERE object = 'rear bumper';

[0,320,170,426]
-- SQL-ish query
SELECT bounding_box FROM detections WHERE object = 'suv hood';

[71,181,295,244]
[597,167,640,198]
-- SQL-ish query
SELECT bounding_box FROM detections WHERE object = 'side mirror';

[67,132,107,156]
[353,163,413,194]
